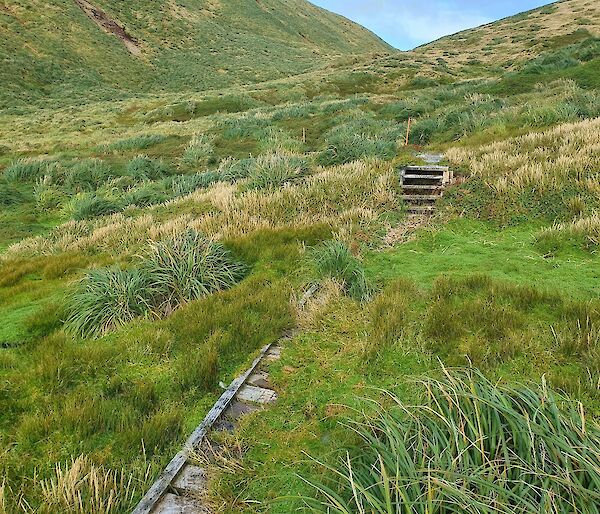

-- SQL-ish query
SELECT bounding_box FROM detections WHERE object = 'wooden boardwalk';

[401,165,453,215]
[132,342,284,513]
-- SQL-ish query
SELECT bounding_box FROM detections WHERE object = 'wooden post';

[302,127,306,144]
[405,117,412,146]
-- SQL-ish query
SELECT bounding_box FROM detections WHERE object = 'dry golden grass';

[418,0,600,66]
[538,213,600,245]
[447,116,600,194]
[38,456,143,514]
[3,160,398,259]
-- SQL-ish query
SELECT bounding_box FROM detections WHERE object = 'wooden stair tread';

[403,174,444,180]
[237,385,278,404]
[402,195,441,200]
[152,493,208,514]
[172,465,207,494]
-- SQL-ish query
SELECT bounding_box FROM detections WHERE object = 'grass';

[304,369,600,513]
[311,240,373,302]
[65,230,246,338]
[1,1,600,510]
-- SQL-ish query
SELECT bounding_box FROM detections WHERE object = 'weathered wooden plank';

[237,384,278,404]
[131,343,273,514]
[152,493,206,514]
[172,465,207,494]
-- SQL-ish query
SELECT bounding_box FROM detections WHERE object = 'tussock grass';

[125,155,169,181]
[142,229,246,314]
[5,160,397,258]
[65,268,152,338]
[182,134,215,167]
[305,368,600,513]
[3,158,57,182]
[65,230,245,337]
[101,134,167,153]
[70,194,121,221]
[536,214,600,253]
[311,241,372,302]
[246,153,309,190]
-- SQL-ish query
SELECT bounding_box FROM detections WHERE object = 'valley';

[0,0,599,512]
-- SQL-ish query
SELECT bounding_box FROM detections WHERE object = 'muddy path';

[74,0,142,56]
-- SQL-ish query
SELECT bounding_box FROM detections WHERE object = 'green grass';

[1,2,600,511]
[367,219,600,298]
[305,369,600,513]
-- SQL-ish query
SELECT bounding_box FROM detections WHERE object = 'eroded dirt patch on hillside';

[74,0,142,56]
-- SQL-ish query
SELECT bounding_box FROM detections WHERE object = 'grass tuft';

[305,368,600,513]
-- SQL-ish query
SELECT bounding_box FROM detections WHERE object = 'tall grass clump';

[535,214,600,254]
[142,229,245,313]
[3,158,57,182]
[101,134,167,152]
[182,134,215,166]
[246,153,309,190]
[64,159,114,192]
[0,179,24,206]
[65,268,152,338]
[70,194,121,220]
[38,455,144,514]
[125,155,169,181]
[305,368,600,513]
[311,241,372,302]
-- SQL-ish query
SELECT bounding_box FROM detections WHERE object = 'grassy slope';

[417,0,600,67]
[0,0,599,512]
[0,0,390,109]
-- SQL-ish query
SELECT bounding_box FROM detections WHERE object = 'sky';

[310,0,553,50]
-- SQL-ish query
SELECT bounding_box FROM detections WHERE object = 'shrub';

[311,241,372,302]
[71,194,121,220]
[306,369,600,513]
[65,268,152,338]
[142,230,245,313]
[246,153,309,190]
[125,155,169,181]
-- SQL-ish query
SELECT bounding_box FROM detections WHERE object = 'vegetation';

[306,369,600,513]
[1,0,600,512]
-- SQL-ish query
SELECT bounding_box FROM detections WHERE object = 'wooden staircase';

[401,165,453,215]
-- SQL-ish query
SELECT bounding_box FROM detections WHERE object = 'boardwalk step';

[264,346,282,362]
[403,185,443,191]
[408,205,436,212]
[247,370,271,388]
[402,195,441,200]
[152,493,207,514]
[172,465,207,494]
[237,384,278,404]
[403,174,444,180]
[404,165,448,171]
[223,400,260,420]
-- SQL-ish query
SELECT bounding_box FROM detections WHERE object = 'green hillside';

[1,0,600,512]
[0,0,391,109]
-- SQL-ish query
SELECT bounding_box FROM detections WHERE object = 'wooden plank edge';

[131,343,274,514]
